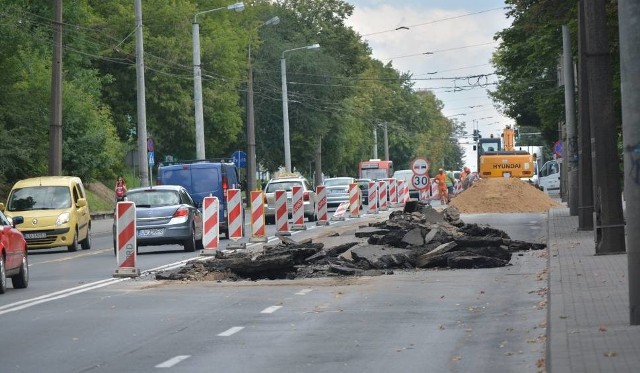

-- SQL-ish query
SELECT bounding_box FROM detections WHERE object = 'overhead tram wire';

[361,7,506,37]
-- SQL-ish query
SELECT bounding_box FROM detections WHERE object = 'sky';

[344,0,513,169]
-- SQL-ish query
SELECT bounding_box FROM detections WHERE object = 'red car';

[0,211,28,294]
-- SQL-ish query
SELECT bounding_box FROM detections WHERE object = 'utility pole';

[372,127,378,159]
[49,0,63,176]
[562,25,578,216]
[314,140,322,187]
[383,122,389,161]
[583,0,625,254]
[134,0,149,186]
[618,0,640,325]
[246,43,257,191]
[577,1,594,231]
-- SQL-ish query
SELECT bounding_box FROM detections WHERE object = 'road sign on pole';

[411,173,431,190]
[411,158,430,175]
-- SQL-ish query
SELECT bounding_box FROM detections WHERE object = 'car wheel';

[81,225,92,250]
[0,255,7,294]
[184,226,196,252]
[11,255,29,289]
[67,229,79,252]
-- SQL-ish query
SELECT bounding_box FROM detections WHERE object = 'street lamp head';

[264,16,280,26]
[228,2,245,12]
[307,43,320,50]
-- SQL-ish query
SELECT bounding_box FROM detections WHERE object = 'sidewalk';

[547,206,640,372]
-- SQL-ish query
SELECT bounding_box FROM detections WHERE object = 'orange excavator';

[474,125,535,178]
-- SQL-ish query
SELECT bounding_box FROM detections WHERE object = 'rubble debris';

[155,202,547,282]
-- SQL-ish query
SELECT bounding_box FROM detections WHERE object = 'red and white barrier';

[332,201,349,221]
[398,180,409,204]
[201,196,219,256]
[315,185,329,225]
[348,183,360,218]
[275,190,290,235]
[227,189,243,239]
[419,189,430,201]
[378,180,388,211]
[291,185,306,230]
[250,191,267,242]
[388,178,397,206]
[113,201,140,277]
[367,181,378,214]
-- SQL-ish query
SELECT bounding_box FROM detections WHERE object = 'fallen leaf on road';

[604,351,617,357]
[439,324,445,330]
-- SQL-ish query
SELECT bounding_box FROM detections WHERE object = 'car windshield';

[127,190,180,207]
[324,178,352,187]
[7,186,71,211]
[266,181,302,193]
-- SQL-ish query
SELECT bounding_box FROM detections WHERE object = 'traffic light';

[472,129,480,141]
[515,128,520,141]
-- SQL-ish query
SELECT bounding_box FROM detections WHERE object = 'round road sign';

[411,174,430,190]
[411,158,430,175]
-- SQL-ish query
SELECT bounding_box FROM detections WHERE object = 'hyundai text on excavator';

[474,125,535,178]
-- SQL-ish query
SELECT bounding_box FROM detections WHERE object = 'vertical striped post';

[113,201,140,277]
[388,178,398,206]
[315,185,329,225]
[378,180,388,211]
[201,196,219,255]
[250,191,267,242]
[291,185,306,230]
[227,189,243,240]
[348,183,360,218]
[367,181,378,214]
[275,190,290,236]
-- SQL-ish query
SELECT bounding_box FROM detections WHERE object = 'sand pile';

[449,178,562,213]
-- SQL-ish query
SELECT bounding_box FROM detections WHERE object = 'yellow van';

[0,176,91,252]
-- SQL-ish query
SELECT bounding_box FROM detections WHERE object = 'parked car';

[355,178,372,206]
[113,185,204,253]
[0,212,28,294]
[156,159,240,238]
[264,176,316,224]
[0,176,91,252]
[323,177,356,209]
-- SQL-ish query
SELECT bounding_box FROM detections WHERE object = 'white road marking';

[155,355,191,368]
[260,305,283,314]
[295,288,313,296]
[218,326,244,336]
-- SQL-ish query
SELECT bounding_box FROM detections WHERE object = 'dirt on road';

[449,177,561,213]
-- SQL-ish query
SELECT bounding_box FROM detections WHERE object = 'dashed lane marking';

[295,289,313,296]
[218,326,244,337]
[260,305,283,314]
[155,355,191,368]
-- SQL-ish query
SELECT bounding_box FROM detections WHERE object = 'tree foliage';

[0,0,463,192]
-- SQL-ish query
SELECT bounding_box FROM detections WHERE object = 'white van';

[537,159,561,192]
[391,170,420,200]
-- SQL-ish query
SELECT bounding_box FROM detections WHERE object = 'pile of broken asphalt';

[156,201,546,282]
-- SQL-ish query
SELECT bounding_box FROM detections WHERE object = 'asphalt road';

[0,207,548,373]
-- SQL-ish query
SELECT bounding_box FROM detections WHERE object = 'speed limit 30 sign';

[412,174,430,190]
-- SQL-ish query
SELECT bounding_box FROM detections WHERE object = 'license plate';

[137,228,164,238]
[25,232,46,239]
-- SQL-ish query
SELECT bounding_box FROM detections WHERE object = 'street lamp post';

[281,43,320,173]
[247,16,279,192]
[193,2,244,160]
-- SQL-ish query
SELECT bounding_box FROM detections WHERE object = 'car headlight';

[56,212,71,225]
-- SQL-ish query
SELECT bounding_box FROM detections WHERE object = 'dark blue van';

[157,160,241,238]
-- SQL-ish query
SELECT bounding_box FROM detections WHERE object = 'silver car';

[112,185,203,253]
[264,177,316,224]
[323,177,356,208]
